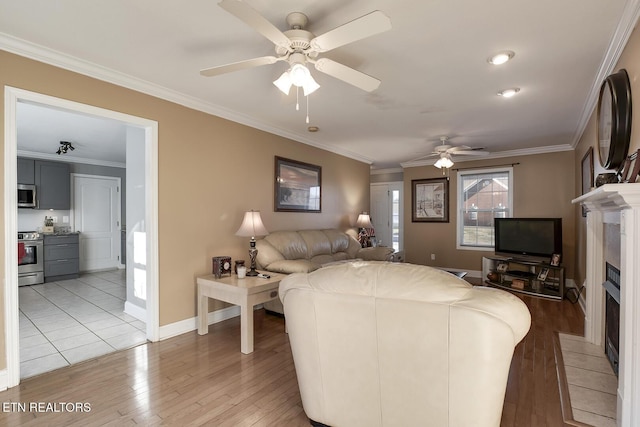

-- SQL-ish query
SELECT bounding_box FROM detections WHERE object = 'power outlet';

[431,253,436,261]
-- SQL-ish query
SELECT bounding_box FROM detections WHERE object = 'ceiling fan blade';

[219,0,291,50]
[313,58,381,92]
[451,150,490,156]
[310,10,392,53]
[408,153,439,162]
[200,56,279,77]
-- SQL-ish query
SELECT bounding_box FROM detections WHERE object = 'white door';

[371,182,403,252]
[72,174,121,271]
[371,185,391,247]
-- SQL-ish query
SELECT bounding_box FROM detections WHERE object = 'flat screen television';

[494,218,562,260]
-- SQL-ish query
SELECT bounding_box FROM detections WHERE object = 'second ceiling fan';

[200,0,392,94]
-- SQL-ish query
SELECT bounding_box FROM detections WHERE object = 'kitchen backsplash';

[18,209,71,232]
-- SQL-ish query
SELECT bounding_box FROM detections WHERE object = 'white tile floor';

[559,333,617,427]
[19,269,147,379]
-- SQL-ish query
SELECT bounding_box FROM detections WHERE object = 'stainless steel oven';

[18,232,44,286]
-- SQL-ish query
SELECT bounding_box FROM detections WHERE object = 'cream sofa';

[256,229,394,314]
[280,261,531,427]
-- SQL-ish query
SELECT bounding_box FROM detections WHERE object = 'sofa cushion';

[299,230,332,258]
[264,231,309,260]
[263,259,321,274]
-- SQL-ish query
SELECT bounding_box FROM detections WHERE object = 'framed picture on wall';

[274,156,322,212]
[411,178,449,222]
[581,147,594,217]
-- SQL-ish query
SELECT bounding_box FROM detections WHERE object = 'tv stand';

[482,256,564,300]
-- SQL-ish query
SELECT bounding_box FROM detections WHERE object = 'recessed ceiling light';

[308,126,319,132]
[488,50,515,65]
[497,88,520,98]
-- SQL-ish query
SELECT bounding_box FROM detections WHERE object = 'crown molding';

[370,167,403,175]
[17,150,126,169]
[400,144,574,169]
[0,33,373,165]
[570,0,640,148]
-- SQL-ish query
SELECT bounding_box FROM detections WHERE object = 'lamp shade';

[273,71,292,95]
[356,213,373,229]
[235,210,269,238]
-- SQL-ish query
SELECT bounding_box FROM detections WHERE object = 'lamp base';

[246,268,259,277]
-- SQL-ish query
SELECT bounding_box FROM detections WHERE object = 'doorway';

[4,87,159,387]
[370,182,403,252]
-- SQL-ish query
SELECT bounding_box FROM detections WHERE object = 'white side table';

[196,272,285,354]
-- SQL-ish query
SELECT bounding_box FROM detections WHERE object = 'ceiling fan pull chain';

[296,86,300,111]
[306,94,310,124]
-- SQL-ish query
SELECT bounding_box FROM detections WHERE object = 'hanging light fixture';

[273,53,320,123]
[434,153,454,169]
[273,53,320,96]
[55,141,75,155]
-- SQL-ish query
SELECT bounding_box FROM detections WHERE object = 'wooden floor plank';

[0,294,584,426]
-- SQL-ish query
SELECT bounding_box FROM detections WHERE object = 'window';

[391,189,401,252]
[457,167,513,249]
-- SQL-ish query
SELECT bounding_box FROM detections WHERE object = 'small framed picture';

[538,267,549,281]
[496,263,508,273]
[550,253,561,266]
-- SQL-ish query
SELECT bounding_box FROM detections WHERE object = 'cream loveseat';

[280,261,531,427]
[256,229,394,314]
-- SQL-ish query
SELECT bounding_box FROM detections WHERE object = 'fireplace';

[572,183,640,426]
[603,262,620,375]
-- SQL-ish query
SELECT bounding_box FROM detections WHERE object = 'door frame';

[370,181,403,252]
[3,87,159,388]
[70,173,122,271]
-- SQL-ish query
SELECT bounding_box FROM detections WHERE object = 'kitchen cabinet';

[17,158,35,184]
[35,160,70,210]
[44,234,79,282]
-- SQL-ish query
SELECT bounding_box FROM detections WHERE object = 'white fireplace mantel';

[572,183,640,427]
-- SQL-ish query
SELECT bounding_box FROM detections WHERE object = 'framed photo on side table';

[550,253,561,266]
[274,156,322,213]
[411,178,449,222]
[537,268,549,281]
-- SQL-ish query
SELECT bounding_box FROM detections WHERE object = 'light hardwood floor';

[0,292,584,426]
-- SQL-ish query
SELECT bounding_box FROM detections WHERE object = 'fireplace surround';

[573,183,640,427]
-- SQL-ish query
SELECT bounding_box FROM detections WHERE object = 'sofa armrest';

[357,246,395,261]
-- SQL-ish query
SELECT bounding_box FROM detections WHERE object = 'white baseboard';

[124,301,146,322]
[0,369,7,392]
[158,305,240,340]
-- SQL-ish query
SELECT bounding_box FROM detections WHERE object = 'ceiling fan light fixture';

[273,71,292,95]
[498,88,520,98]
[488,50,515,65]
[302,74,320,96]
[289,63,311,87]
[434,153,454,169]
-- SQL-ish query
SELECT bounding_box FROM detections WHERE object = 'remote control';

[257,273,271,279]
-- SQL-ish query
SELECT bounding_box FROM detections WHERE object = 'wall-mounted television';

[494,218,562,260]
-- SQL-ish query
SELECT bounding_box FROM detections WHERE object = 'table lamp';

[235,210,269,276]
[356,212,374,247]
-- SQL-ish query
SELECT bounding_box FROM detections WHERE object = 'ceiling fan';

[413,137,489,169]
[200,0,392,94]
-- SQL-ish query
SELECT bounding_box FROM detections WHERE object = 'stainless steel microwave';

[17,184,36,208]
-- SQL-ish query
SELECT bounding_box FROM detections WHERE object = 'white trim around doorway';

[3,86,159,389]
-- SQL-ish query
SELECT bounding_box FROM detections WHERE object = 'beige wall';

[573,24,640,287]
[0,51,371,370]
[403,151,576,278]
